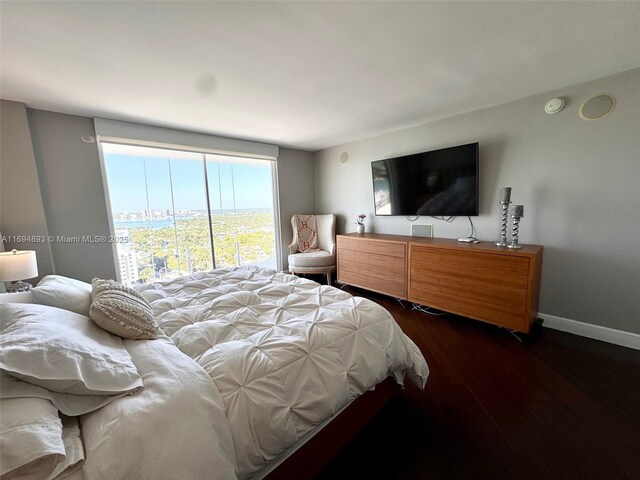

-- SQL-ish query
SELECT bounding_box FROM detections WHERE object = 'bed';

[0,266,429,479]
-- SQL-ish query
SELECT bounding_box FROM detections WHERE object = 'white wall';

[277,148,315,270]
[314,68,640,334]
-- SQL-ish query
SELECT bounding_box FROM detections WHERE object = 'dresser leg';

[505,328,524,342]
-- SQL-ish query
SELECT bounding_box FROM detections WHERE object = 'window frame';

[97,140,282,284]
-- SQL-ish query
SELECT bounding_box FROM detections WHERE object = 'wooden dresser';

[336,233,412,299]
[408,238,543,333]
[336,233,543,334]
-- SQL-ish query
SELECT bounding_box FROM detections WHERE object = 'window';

[101,143,278,285]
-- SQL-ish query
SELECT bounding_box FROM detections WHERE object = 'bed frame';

[265,377,400,479]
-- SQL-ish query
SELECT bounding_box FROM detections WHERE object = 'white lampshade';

[0,250,38,282]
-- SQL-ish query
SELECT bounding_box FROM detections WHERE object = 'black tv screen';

[371,142,479,216]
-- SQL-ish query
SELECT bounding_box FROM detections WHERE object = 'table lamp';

[0,249,38,292]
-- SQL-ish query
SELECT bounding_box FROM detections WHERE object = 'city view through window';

[102,143,277,285]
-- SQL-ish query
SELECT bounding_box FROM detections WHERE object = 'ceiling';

[2,1,640,151]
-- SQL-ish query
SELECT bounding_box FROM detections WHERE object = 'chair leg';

[326,271,332,286]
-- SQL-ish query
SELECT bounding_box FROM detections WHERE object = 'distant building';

[115,228,139,286]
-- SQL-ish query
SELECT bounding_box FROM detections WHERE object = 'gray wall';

[276,148,315,270]
[28,109,117,282]
[0,100,54,281]
[314,68,640,334]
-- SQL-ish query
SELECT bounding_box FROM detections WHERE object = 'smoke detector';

[544,97,565,115]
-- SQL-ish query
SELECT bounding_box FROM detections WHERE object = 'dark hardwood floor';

[317,286,640,480]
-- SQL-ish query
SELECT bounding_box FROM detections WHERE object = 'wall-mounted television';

[371,142,479,217]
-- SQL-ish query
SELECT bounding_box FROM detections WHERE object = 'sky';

[104,153,274,214]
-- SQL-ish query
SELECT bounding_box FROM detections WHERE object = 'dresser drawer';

[337,235,409,299]
[339,257,404,282]
[338,265,405,298]
[338,236,405,258]
[339,249,405,270]
[409,245,532,331]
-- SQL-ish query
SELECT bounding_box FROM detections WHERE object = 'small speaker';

[411,224,433,238]
[339,152,349,164]
[579,94,616,121]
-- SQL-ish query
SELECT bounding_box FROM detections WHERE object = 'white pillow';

[0,370,141,417]
[32,275,92,316]
[0,303,143,396]
[0,291,33,304]
[0,397,65,479]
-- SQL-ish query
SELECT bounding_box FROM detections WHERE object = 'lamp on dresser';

[0,249,38,292]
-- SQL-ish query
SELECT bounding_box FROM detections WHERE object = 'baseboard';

[539,313,640,350]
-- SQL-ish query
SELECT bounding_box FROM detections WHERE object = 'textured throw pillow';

[0,303,143,396]
[32,275,92,316]
[90,278,159,340]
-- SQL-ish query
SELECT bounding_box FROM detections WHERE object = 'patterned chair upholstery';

[287,214,336,286]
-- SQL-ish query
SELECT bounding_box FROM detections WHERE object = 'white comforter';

[135,267,429,479]
[74,335,237,480]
